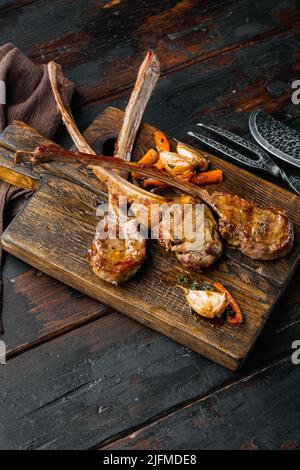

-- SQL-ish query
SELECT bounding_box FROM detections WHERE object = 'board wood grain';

[102,356,300,450]
[1,107,300,370]
[1,0,299,107]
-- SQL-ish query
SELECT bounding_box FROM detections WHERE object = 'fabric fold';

[0,43,74,333]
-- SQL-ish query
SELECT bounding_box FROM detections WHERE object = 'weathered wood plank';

[1,22,300,368]
[2,253,30,282]
[79,107,300,287]
[0,305,299,450]
[0,313,229,449]
[0,0,36,13]
[2,107,300,370]
[0,0,299,446]
[2,268,112,358]
[103,356,300,450]
[2,255,299,365]
[71,24,300,157]
[1,183,299,446]
[134,26,300,137]
[0,0,299,105]
[1,238,299,369]
[1,222,299,362]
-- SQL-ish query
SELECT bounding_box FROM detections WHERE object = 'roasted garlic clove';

[159,150,193,175]
[185,289,228,318]
[176,141,209,171]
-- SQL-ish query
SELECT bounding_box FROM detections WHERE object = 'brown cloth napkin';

[0,43,74,334]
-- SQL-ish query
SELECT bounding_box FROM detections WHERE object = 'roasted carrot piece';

[154,158,165,170]
[180,171,193,181]
[143,178,169,189]
[132,148,158,179]
[189,169,223,185]
[139,148,159,165]
[154,130,170,152]
[213,282,243,325]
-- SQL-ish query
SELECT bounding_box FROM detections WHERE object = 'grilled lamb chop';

[205,191,293,260]
[47,53,161,284]
[174,206,222,270]
[17,149,293,261]
[46,55,222,279]
[158,196,222,271]
[87,51,161,283]
[112,159,293,261]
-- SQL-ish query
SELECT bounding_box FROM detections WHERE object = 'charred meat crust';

[48,54,160,285]
[87,240,146,285]
[159,203,223,272]
[209,191,294,260]
[17,144,294,263]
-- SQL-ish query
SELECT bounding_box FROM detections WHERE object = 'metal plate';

[249,110,300,169]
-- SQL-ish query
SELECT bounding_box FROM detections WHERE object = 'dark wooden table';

[1,0,300,450]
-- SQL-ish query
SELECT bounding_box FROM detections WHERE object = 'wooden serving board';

[0,107,300,370]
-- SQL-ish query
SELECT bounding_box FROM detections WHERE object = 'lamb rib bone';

[47,55,220,273]
[47,51,160,183]
[47,53,161,206]
[114,51,160,162]
[15,142,222,272]
[47,54,161,284]
[16,145,294,261]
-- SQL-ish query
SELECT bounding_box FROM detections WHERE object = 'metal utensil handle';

[205,124,300,194]
[197,124,280,176]
[188,132,273,171]
[279,169,300,195]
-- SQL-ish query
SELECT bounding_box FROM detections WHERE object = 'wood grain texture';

[2,268,112,358]
[1,231,299,367]
[1,295,299,450]
[0,0,299,451]
[0,0,299,106]
[0,311,298,450]
[0,265,299,449]
[1,107,300,370]
[0,312,230,450]
[103,356,300,450]
[71,23,300,185]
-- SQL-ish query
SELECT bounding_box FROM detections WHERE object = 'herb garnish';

[177,275,215,291]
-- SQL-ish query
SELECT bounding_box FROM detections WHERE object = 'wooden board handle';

[0,119,111,195]
[0,121,57,190]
